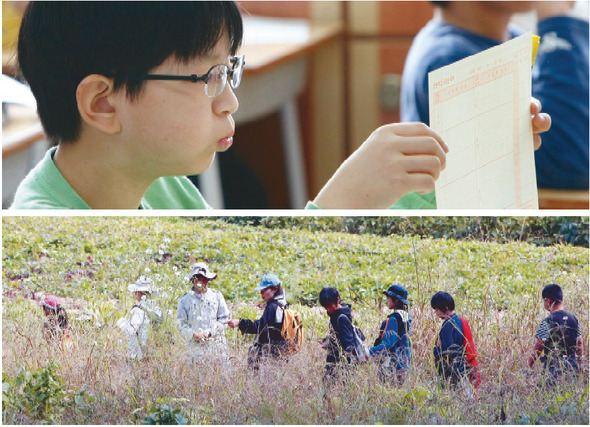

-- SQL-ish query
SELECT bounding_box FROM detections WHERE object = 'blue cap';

[384,284,410,306]
[254,274,281,291]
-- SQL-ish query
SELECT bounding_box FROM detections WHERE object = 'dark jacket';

[239,294,286,355]
[433,313,480,388]
[536,309,580,374]
[325,304,357,366]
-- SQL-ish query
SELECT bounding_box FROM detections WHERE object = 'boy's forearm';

[528,339,544,367]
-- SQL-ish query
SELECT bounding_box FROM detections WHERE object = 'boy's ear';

[76,74,122,134]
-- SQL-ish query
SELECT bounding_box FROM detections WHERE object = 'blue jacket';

[239,294,286,348]
[370,310,412,371]
[401,17,589,190]
[326,304,357,365]
[433,313,468,384]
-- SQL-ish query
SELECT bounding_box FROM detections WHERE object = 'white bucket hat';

[128,276,155,293]
[185,262,217,281]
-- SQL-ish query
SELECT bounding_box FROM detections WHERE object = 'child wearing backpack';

[431,291,480,394]
[370,284,412,385]
[117,276,162,361]
[227,274,300,369]
[319,287,368,386]
[528,284,584,383]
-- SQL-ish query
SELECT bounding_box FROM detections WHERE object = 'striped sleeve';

[534,319,551,340]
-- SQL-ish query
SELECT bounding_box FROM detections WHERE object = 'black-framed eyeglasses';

[121,55,245,98]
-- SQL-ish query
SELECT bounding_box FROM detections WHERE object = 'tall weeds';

[3,297,588,424]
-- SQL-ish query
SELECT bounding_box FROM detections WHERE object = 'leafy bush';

[216,216,589,247]
[139,402,188,425]
[3,361,66,423]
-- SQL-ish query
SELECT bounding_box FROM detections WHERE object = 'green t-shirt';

[305,191,436,209]
[9,147,211,209]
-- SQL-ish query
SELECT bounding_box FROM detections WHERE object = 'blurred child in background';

[117,276,162,361]
[39,294,72,351]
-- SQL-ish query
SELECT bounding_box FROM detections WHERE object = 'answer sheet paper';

[429,33,538,209]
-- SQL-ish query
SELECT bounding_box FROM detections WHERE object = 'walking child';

[318,287,368,386]
[227,274,289,369]
[430,291,480,394]
[528,284,584,383]
[370,284,412,385]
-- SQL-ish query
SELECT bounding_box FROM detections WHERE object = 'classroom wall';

[346,1,434,151]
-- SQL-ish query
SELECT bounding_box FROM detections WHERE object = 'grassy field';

[2,216,589,424]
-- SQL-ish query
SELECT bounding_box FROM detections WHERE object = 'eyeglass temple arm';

[128,74,206,82]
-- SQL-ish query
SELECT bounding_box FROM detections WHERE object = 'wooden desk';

[538,188,589,210]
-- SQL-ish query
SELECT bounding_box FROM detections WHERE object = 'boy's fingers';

[403,155,444,178]
[530,98,542,114]
[399,138,447,171]
[387,122,449,153]
[532,112,551,134]
[533,134,542,151]
[403,172,437,195]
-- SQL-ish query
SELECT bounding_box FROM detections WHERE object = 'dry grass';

[3,292,588,425]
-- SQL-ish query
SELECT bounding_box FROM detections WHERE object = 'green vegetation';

[2,216,588,424]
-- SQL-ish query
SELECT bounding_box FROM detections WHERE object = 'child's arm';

[138,299,162,323]
[337,315,358,356]
[312,123,448,209]
[528,338,545,367]
[370,316,399,356]
[129,307,145,333]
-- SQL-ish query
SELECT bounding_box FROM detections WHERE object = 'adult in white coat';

[176,262,230,365]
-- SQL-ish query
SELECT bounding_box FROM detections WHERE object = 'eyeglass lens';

[204,57,244,97]
[205,65,227,97]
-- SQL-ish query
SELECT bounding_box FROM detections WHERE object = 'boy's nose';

[215,84,239,116]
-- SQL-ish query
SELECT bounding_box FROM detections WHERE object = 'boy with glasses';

[10,1,545,209]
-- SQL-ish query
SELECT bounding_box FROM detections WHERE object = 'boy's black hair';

[319,287,340,307]
[430,291,455,312]
[430,1,449,7]
[18,1,243,143]
[542,284,563,303]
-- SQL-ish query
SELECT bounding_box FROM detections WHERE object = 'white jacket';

[121,298,162,360]
[176,289,230,362]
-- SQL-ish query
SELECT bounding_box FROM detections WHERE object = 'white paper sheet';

[430,33,538,209]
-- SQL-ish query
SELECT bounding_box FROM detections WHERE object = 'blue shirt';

[401,16,589,191]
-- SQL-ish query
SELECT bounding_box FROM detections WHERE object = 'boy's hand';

[193,331,208,342]
[226,319,240,328]
[531,97,551,151]
[313,123,448,209]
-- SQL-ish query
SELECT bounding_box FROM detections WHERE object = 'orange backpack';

[280,305,304,355]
